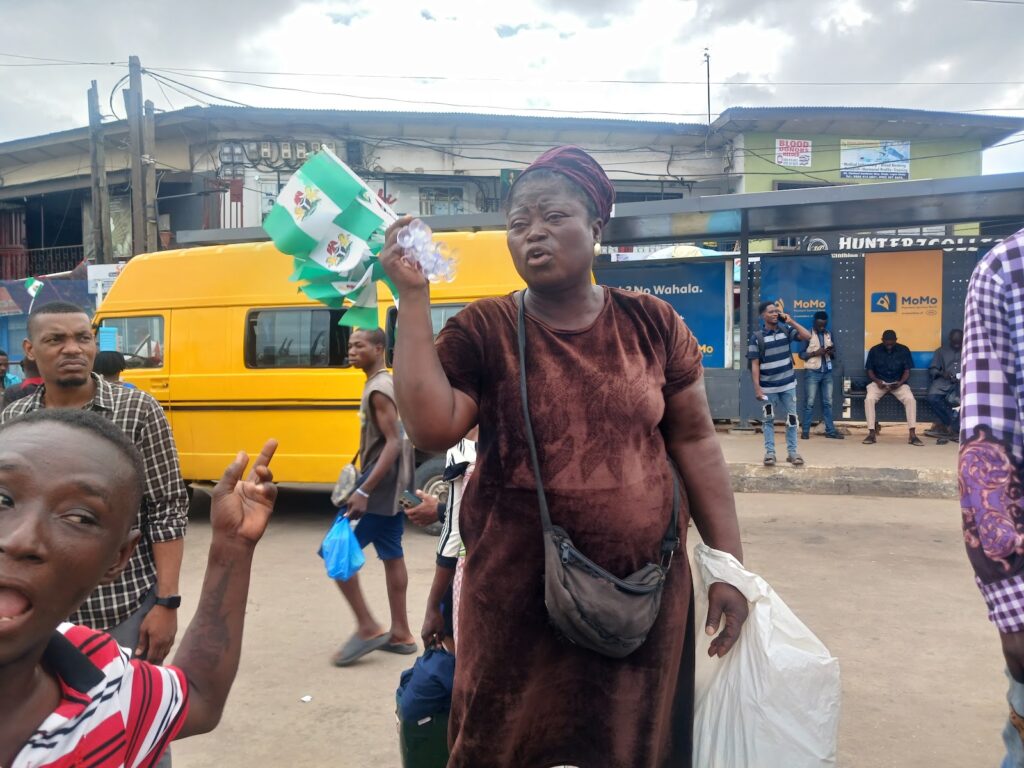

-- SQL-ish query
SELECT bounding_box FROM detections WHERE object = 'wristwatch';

[154,595,182,609]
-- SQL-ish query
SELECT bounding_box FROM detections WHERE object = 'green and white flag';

[24,277,43,298]
[264,150,371,255]
[263,148,398,329]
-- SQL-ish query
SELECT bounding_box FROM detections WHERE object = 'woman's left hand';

[705,582,749,657]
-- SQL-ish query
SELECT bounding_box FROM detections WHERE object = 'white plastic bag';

[692,543,841,768]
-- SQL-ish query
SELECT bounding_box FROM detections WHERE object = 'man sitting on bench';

[863,329,924,446]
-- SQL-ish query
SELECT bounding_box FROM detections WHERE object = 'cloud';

[495,23,530,38]
[329,11,365,25]
[421,8,436,20]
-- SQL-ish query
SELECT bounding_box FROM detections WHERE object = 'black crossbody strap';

[517,290,555,533]
[516,290,680,559]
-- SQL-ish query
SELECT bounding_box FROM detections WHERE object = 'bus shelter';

[422,172,1024,426]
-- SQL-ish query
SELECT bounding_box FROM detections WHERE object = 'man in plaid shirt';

[959,227,1024,765]
[0,302,188,666]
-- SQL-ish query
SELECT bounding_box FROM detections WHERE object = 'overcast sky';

[1,0,1023,171]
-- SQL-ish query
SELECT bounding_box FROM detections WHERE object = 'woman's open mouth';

[526,249,553,266]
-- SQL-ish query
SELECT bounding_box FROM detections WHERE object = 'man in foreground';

[862,329,923,446]
[0,408,278,767]
[2,301,189,666]
[959,228,1024,766]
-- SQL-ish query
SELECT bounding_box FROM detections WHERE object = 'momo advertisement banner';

[758,255,833,366]
[595,259,732,368]
[864,250,942,368]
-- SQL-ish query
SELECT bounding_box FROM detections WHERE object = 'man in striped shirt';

[0,409,278,768]
[749,300,812,467]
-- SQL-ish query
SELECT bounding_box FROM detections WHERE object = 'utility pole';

[704,48,712,127]
[123,55,146,256]
[87,81,113,264]
[143,100,159,252]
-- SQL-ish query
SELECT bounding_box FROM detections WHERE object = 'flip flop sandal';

[331,633,389,667]
[380,641,418,655]
[763,454,776,467]
[862,435,877,444]
[787,454,805,466]
[909,436,925,446]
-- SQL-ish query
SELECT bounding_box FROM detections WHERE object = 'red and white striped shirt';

[12,623,189,768]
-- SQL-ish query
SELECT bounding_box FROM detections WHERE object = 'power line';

[146,71,253,109]
[146,64,1024,87]
[142,69,708,117]
[966,0,1024,5]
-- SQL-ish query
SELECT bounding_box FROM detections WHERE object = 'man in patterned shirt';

[1,302,188,667]
[0,408,278,767]
[959,227,1024,765]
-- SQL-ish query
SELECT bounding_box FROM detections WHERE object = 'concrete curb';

[729,462,957,499]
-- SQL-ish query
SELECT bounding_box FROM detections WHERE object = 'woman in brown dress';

[381,146,748,768]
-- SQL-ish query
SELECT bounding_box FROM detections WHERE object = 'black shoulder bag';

[517,291,680,659]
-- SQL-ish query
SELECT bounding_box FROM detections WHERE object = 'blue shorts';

[354,512,405,561]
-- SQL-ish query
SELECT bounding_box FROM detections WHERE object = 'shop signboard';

[840,139,910,180]
[775,139,813,167]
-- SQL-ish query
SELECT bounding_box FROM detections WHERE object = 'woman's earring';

[593,242,602,257]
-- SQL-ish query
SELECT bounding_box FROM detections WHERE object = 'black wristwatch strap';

[154,595,181,609]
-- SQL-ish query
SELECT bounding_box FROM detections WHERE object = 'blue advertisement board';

[596,260,731,368]
[758,255,833,358]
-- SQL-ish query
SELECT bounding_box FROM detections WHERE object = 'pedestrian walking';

[749,300,812,466]
[331,328,417,666]
[799,311,843,440]
[382,145,748,768]
[959,227,1024,767]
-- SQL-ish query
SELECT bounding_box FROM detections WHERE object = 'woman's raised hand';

[380,215,430,295]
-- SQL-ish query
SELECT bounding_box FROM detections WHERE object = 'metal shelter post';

[733,210,755,431]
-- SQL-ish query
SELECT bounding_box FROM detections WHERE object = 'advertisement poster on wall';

[775,139,813,167]
[595,260,732,368]
[864,250,943,367]
[758,255,833,367]
[840,139,910,180]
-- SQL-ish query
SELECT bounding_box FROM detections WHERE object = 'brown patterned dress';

[435,287,702,768]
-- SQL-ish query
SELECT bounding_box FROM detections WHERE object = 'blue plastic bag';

[397,647,456,722]
[318,510,365,581]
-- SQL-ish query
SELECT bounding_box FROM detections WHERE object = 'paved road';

[171,490,1005,767]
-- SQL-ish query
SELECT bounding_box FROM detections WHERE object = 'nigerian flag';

[263,148,398,330]
[263,150,366,255]
[24,277,43,298]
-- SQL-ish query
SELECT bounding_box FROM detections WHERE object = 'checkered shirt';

[1,375,188,630]
[959,227,1024,633]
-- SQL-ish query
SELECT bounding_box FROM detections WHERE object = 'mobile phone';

[398,490,421,510]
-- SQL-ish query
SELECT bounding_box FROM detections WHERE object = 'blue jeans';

[803,369,836,436]
[927,393,960,431]
[762,388,798,457]
[1003,670,1024,767]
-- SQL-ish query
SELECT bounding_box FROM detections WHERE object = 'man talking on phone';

[749,301,812,467]
[331,328,416,667]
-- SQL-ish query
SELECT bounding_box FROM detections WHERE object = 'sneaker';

[787,453,805,466]
[825,432,845,440]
